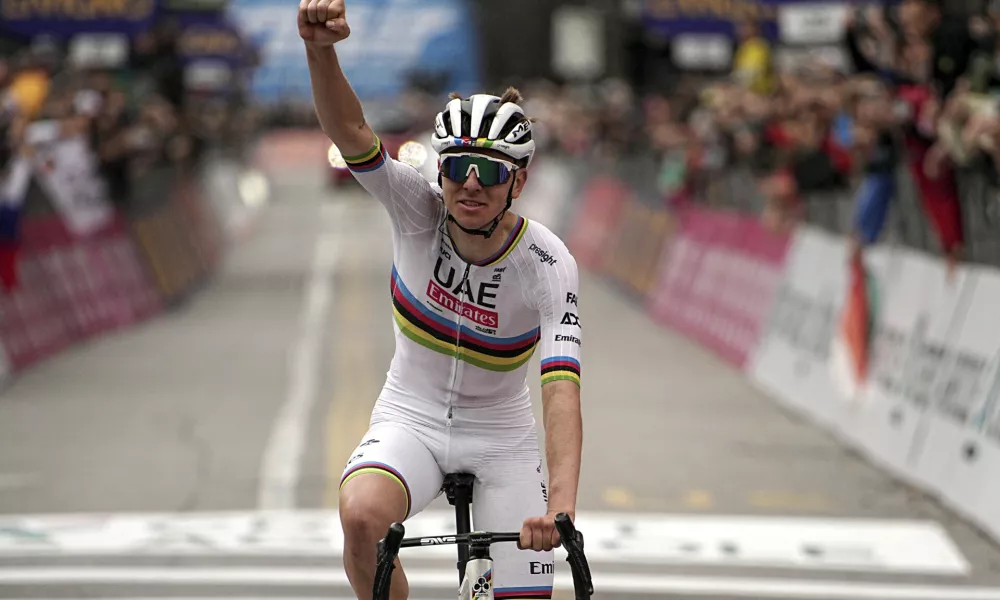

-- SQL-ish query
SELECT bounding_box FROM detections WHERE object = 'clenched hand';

[298,0,351,46]
[520,510,573,552]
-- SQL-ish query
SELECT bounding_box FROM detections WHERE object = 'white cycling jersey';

[344,134,582,422]
[336,134,582,599]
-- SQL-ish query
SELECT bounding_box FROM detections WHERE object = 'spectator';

[898,0,977,100]
[5,52,52,122]
[732,19,774,96]
[850,78,899,248]
[376,3,1000,269]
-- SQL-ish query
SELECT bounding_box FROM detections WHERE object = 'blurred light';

[398,141,428,169]
[327,143,348,169]
[238,169,270,208]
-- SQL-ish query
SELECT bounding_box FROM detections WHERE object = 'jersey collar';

[441,215,528,268]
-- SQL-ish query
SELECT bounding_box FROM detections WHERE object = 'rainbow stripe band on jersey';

[540,356,581,386]
[343,135,388,173]
[390,267,541,372]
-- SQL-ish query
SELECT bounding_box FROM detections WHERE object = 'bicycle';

[373,472,595,600]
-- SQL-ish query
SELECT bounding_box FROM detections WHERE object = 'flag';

[0,155,32,291]
[831,247,875,399]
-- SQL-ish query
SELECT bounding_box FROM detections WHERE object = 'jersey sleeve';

[536,246,582,388]
[343,133,441,234]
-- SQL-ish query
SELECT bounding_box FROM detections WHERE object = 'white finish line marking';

[0,509,970,575]
[0,568,999,599]
[258,202,344,511]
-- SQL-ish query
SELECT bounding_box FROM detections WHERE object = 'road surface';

[1,131,999,600]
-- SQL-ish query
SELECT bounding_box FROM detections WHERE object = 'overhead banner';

[0,0,157,37]
[177,20,246,66]
[641,0,860,43]
[161,0,228,12]
[226,0,481,103]
[67,33,130,68]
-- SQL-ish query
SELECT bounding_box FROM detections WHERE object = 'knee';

[340,479,406,546]
[341,495,393,545]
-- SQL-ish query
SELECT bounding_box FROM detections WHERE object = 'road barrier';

[0,153,266,383]
[527,156,1000,546]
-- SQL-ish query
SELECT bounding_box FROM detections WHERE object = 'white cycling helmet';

[430,93,536,168]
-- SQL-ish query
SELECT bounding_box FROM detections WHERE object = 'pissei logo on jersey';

[428,257,500,328]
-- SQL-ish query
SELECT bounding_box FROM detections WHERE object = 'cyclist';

[299,2,583,599]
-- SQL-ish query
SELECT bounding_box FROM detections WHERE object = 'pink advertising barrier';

[646,206,791,368]
[0,215,162,371]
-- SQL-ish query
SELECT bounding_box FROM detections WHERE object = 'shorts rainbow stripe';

[340,461,412,519]
[494,586,553,599]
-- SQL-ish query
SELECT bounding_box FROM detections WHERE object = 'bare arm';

[304,44,373,157]
[299,0,373,157]
[541,379,582,518]
[520,248,584,552]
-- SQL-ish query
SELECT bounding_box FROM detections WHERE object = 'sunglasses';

[439,152,518,187]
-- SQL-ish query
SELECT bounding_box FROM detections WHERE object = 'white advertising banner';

[778,3,851,45]
[749,227,848,431]
[29,134,114,237]
[912,266,1000,542]
[847,249,974,483]
[753,226,1000,545]
[750,231,952,480]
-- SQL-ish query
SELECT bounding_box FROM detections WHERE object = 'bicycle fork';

[459,556,494,599]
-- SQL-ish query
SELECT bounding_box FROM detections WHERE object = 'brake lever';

[372,522,405,600]
[554,513,594,599]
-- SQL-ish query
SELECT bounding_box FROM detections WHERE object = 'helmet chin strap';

[444,177,516,240]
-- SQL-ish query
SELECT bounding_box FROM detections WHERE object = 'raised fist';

[298,0,350,46]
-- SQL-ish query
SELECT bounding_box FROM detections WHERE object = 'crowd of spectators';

[230,0,1000,272]
[0,21,258,217]
[516,0,1000,271]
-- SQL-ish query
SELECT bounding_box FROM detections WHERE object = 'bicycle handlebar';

[373,512,594,600]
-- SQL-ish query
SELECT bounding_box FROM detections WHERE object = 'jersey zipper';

[446,260,474,428]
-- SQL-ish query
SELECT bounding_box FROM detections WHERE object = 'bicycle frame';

[372,513,594,600]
